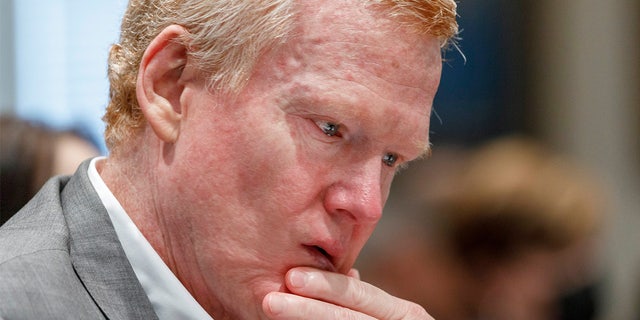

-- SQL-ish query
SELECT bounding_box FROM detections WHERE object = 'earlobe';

[137,25,190,144]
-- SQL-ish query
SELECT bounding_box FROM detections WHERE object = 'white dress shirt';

[87,157,213,320]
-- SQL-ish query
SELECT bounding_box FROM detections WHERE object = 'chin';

[215,259,292,318]
[213,293,270,320]
[240,277,287,317]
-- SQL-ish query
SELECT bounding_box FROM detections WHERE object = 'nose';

[323,157,385,224]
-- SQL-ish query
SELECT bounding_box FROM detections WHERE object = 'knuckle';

[347,281,371,307]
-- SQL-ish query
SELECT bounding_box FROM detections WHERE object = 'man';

[0,0,458,318]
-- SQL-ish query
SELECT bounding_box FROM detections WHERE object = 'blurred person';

[357,136,607,320]
[0,115,100,224]
[0,0,459,319]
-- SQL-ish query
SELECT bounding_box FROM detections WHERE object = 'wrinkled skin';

[101,0,442,319]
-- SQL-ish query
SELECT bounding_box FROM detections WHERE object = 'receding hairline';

[103,0,458,151]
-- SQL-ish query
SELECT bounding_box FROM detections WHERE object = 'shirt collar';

[87,157,213,320]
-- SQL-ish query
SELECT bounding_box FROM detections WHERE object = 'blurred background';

[1,0,638,319]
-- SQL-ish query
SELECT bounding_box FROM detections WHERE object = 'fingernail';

[268,294,287,314]
[289,269,308,288]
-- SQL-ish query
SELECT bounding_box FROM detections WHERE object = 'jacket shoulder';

[0,176,105,319]
[0,176,71,262]
[0,248,105,319]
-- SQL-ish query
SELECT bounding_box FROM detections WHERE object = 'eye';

[382,153,399,167]
[315,120,341,137]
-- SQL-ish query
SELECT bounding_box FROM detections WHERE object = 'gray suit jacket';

[0,160,158,319]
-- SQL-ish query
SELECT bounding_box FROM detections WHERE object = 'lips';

[303,244,337,272]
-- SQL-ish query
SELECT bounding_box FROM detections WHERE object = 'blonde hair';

[103,0,459,150]
[367,0,459,47]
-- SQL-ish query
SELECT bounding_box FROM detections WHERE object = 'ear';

[137,25,190,143]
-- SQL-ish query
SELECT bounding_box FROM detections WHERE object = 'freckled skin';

[103,1,443,319]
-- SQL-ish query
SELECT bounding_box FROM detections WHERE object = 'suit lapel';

[62,160,158,320]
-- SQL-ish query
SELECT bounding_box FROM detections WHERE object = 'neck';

[100,138,223,315]
[100,137,175,266]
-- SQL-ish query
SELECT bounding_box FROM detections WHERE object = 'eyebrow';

[418,143,433,160]
[288,89,433,159]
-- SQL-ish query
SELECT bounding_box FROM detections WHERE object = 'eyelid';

[391,149,421,172]
[313,119,343,138]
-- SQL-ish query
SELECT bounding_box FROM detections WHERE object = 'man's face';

[163,1,442,318]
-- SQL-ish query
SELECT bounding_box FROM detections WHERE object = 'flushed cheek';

[234,122,328,215]
[235,145,316,213]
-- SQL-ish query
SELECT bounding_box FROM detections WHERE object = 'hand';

[262,267,433,319]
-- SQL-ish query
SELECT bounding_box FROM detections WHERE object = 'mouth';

[303,245,337,272]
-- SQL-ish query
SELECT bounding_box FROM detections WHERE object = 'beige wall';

[531,1,640,319]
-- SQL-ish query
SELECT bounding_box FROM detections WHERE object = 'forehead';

[288,0,442,93]
[237,0,443,156]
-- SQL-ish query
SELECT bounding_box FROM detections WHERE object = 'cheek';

[225,105,342,214]
[231,119,321,214]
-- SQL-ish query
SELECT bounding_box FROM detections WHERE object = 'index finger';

[284,267,433,320]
